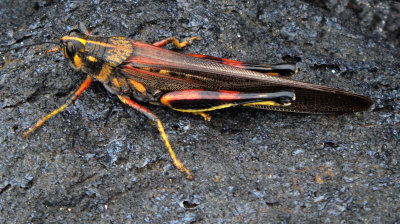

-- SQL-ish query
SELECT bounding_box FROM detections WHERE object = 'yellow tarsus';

[22,104,68,138]
[193,112,212,121]
[156,120,194,180]
[23,75,92,138]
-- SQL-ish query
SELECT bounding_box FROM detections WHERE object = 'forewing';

[119,41,372,113]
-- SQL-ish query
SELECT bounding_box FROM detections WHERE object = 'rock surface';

[0,0,399,223]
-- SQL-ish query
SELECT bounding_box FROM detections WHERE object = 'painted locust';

[19,23,373,179]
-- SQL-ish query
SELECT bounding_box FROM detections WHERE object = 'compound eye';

[66,42,76,58]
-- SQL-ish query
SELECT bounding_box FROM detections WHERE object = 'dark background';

[0,0,399,223]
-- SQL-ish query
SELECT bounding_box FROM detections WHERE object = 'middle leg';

[152,36,201,48]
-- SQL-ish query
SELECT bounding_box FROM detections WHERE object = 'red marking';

[160,90,243,106]
[217,90,240,94]
[131,41,184,63]
[76,77,92,96]
[121,96,154,115]
[152,38,172,47]
[126,55,172,67]
[127,42,177,67]
[187,54,246,68]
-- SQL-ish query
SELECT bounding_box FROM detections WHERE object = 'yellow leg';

[118,95,194,180]
[155,119,194,180]
[192,112,212,121]
[23,75,92,138]
[152,36,201,48]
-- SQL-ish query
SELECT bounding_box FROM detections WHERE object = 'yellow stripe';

[128,79,147,93]
[87,55,97,62]
[73,54,82,68]
[61,36,87,45]
[158,70,171,75]
[112,77,120,88]
[61,36,121,49]
[118,95,127,103]
[61,36,132,51]
[169,100,292,113]
[243,101,291,107]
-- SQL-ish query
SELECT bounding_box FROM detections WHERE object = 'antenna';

[0,41,59,52]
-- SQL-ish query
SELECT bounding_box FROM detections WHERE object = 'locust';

[8,23,373,180]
